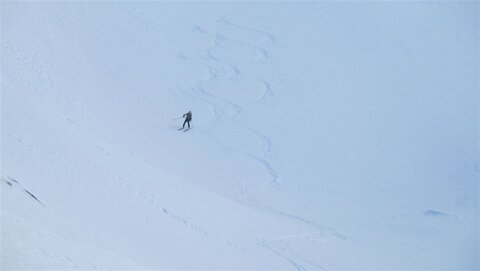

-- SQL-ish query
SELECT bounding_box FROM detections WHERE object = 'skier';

[182,110,192,129]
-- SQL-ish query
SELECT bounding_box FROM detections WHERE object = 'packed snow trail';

[175,16,345,270]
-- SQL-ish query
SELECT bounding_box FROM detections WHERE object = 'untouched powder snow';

[1,1,479,270]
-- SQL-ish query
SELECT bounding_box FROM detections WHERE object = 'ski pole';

[173,116,182,121]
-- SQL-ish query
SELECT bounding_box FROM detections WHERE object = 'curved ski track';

[175,17,345,270]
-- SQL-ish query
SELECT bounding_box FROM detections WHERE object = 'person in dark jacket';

[182,111,192,129]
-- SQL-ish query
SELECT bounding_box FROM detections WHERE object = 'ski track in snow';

[175,17,344,270]
[4,8,343,268]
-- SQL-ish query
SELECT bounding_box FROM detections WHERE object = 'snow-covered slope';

[1,1,478,269]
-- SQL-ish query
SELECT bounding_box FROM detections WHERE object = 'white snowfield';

[1,1,478,270]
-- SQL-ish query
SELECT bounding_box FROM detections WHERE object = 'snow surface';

[1,1,479,270]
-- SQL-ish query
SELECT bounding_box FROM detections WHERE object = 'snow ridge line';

[176,17,344,270]
[97,165,252,256]
[260,240,309,271]
[4,213,99,269]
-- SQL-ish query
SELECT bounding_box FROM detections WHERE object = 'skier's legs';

[183,119,188,128]
[187,120,190,128]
